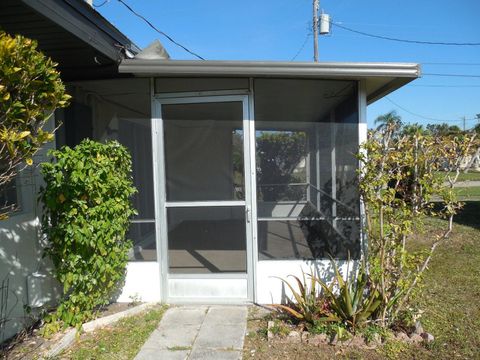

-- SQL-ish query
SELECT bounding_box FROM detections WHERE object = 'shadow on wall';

[278,259,360,305]
[0,214,60,343]
[278,176,361,261]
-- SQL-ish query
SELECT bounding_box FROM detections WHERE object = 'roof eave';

[21,0,140,61]
[118,60,421,102]
[119,60,421,78]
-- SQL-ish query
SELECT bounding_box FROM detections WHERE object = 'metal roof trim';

[119,60,421,78]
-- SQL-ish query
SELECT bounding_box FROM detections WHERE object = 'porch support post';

[151,77,168,301]
[357,80,368,259]
[330,110,337,230]
[248,77,258,303]
[315,125,321,210]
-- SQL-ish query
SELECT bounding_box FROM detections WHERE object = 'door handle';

[246,206,251,223]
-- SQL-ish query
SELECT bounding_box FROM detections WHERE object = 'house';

[0,0,139,342]
[0,0,420,342]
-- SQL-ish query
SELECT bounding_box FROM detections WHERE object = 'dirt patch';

[243,306,432,360]
[1,302,137,360]
[1,324,52,360]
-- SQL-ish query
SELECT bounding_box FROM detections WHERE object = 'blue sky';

[94,0,480,129]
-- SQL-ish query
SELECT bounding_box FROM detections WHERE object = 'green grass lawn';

[434,171,480,200]
[455,171,480,182]
[453,186,480,198]
[435,170,480,182]
[412,202,480,358]
[58,305,167,360]
[243,201,480,359]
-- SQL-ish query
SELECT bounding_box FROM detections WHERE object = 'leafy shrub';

[271,117,477,339]
[40,139,137,330]
[0,31,70,219]
[358,121,477,326]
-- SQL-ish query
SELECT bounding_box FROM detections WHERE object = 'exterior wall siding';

[0,118,60,342]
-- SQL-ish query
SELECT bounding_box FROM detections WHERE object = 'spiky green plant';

[315,260,382,330]
[272,269,329,324]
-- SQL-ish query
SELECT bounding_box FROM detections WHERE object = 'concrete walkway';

[134,305,247,360]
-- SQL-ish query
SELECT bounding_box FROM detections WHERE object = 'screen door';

[154,95,253,302]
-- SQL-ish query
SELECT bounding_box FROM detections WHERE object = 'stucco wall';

[0,119,59,342]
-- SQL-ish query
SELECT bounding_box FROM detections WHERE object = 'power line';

[384,97,477,123]
[93,0,109,8]
[409,84,480,88]
[116,0,205,60]
[331,21,480,46]
[291,33,311,61]
[423,73,480,78]
[422,62,480,66]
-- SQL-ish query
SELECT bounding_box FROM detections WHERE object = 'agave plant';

[315,259,382,330]
[272,269,329,324]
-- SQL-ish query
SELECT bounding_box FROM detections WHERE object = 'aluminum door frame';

[152,93,254,303]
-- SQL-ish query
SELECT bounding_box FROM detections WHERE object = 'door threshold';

[166,297,252,305]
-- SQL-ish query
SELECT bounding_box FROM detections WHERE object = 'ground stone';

[347,335,366,347]
[267,321,274,341]
[370,333,383,346]
[395,331,411,342]
[307,334,329,346]
[414,321,424,335]
[288,330,300,337]
[409,333,424,344]
[421,332,435,343]
[330,334,343,346]
[283,330,301,343]
[300,331,309,342]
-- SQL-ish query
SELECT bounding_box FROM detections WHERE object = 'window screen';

[254,78,360,260]
[163,102,244,202]
[168,206,247,273]
[0,179,18,214]
[66,79,156,261]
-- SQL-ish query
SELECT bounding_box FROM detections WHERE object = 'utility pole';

[313,0,319,62]
[462,116,466,132]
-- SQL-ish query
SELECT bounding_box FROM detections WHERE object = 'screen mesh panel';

[163,102,245,202]
[254,79,360,260]
[168,206,247,273]
[68,79,156,261]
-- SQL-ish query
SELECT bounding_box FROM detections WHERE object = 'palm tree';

[375,110,403,131]
[402,123,425,136]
